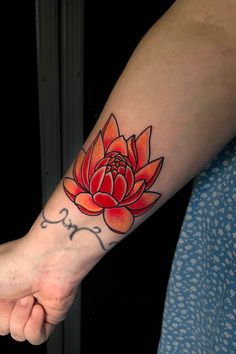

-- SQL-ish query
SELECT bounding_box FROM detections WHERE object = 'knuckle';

[0,329,9,336]
[10,332,26,342]
[0,324,9,336]
[28,338,44,346]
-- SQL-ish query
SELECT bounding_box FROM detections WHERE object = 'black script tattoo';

[40,208,108,251]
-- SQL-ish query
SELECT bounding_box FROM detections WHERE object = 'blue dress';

[157,138,236,354]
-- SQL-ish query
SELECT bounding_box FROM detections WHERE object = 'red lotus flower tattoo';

[63,114,164,234]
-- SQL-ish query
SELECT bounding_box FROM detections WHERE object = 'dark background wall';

[3,2,42,244]
[1,1,45,353]
[82,1,192,354]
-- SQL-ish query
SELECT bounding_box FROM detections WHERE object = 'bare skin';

[0,237,79,343]
[0,0,236,345]
[0,227,103,343]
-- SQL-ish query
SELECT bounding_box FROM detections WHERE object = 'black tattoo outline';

[40,208,109,251]
[63,114,164,235]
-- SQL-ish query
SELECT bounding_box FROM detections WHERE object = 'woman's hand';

[0,234,84,345]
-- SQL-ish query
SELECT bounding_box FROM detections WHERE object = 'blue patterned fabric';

[157,138,236,354]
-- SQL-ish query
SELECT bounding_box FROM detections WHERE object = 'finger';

[9,295,34,342]
[24,304,55,345]
[0,299,15,335]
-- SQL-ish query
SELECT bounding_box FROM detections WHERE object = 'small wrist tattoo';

[40,208,118,252]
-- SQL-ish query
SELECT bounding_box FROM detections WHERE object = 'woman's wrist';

[25,182,121,284]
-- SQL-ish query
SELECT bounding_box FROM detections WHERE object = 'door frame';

[35,1,84,353]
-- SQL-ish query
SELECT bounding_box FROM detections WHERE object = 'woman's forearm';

[27,0,236,279]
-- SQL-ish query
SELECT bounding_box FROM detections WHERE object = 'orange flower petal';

[113,174,127,202]
[107,136,128,156]
[102,114,120,151]
[125,165,134,195]
[81,144,93,190]
[100,172,114,194]
[127,135,137,170]
[63,177,85,201]
[135,157,164,189]
[95,156,110,170]
[129,200,161,216]
[105,151,118,158]
[90,166,106,194]
[120,180,145,206]
[118,166,125,175]
[128,191,161,215]
[77,205,103,216]
[75,192,103,214]
[93,192,118,208]
[89,132,105,179]
[104,207,134,234]
[73,149,86,188]
[136,126,151,170]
